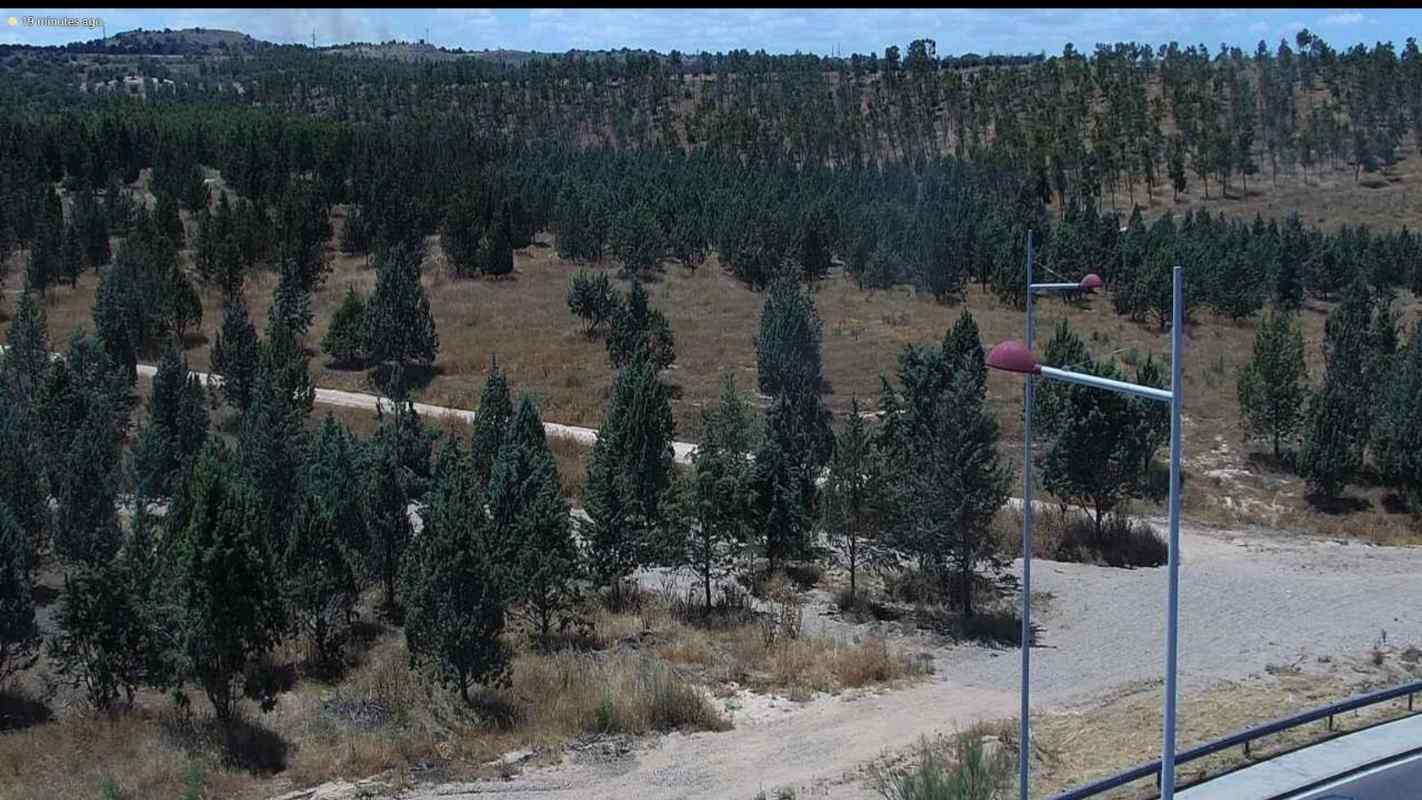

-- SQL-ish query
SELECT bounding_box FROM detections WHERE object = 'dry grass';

[1023,650,1422,799]
[0,577,928,799]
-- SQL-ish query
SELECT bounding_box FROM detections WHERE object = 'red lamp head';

[986,340,1041,375]
[1079,273,1104,292]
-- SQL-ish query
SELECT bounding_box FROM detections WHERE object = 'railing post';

[1409,692,1414,712]
[1243,738,1250,758]
[1327,714,1334,732]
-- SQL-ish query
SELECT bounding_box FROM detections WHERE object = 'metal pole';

[1161,264,1184,799]
[1019,229,1035,800]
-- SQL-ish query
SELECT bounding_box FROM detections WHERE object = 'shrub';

[1052,512,1167,568]
[871,731,1014,800]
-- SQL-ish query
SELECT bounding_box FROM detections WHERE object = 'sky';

[1,8,1418,58]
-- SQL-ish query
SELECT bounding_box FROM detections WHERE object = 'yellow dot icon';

[6,16,17,27]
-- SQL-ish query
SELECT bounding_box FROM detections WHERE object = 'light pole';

[990,265,1185,800]
[1017,229,1105,800]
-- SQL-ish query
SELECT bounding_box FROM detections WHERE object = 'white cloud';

[1324,12,1364,25]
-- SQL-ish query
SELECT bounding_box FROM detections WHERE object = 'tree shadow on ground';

[1304,492,1372,515]
[0,688,53,732]
[181,331,209,350]
[366,363,442,397]
[1381,493,1413,516]
[1245,450,1297,475]
[162,713,291,774]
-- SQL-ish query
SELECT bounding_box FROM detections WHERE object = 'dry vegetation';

[0,574,926,800]
[1022,646,1422,798]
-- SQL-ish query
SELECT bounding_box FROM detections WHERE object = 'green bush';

[871,732,1013,800]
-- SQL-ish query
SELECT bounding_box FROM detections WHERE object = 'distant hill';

[99,27,268,56]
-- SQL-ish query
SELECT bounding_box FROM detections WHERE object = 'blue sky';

[2,8,1417,57]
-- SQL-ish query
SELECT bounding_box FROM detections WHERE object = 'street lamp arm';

[1038,365,1173,403]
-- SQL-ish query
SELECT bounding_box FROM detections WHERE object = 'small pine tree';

[677,374,759,611]
[755,275,825,397]
[489,424,579,645]
[284,491,359,668]
[0,507,40,686]
[606,279,676,371]
[130,347,209,498]
[584,350,677,595]
[470,355,515,486]
[168,439,284,721]
[1237,308,1309,459]
[567,269,622,338]
[48,547,152,711]
[1373,322,1422,508]
[402,436,510,703]
[211,292,261,412]
[60,223,84,288]
[363,424,413,614]
[609,201,662,278]
[321,286,368,369]
[821,397,887,605]
[365,243,439,396]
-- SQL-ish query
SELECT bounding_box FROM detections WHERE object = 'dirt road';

[137,363,702,465]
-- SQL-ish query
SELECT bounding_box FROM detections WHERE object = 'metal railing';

[1048,679,1422,800]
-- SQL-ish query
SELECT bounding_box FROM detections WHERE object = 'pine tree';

[36,334,130,570]
[363,423,413,615]
[567,269,622,338]
[1237,308,1309,459]
[609,201,662,278]
[2,290,50,407]
[0,507,40,685]
[798,206,833,281]
[305,415,370,583]
[606,279,676,371]
[679,374,759,611]
[821,396,886,606]
[365,242,439,396]
[284,491,358,669]
[1042,356,1168,538]
[1373,321,1422,508]
[272,253,314,338]
[489,415,579,645]
[0,381,48,568]
[76,190,111,271]
[48,545,153,711]
[751,381,833,573]
[168,439,283,721]
[210,291,261,412]
[402,436,510,703]
[130,347,209,499]
[470,355,515,486]
[321,286,368,368]
[60,223,84,288]
[480,203,515,278]
[755,274,825,397]
[878,328,1013,614]
[584,349,677,595]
